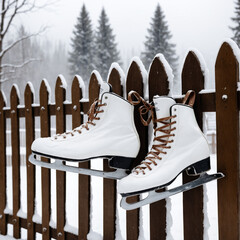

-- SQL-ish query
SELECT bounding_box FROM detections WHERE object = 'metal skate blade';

[120,172,224,210]
[29,154,127,180]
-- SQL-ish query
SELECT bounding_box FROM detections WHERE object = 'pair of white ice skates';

[29,82,224,210]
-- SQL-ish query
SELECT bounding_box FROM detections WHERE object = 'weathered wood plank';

[40,80,51,240]
[126,59,148,240]
[215,42,240,240]
[55,76,66,240]
[10,85,21,238]
[181,51,205,240]
[0,90,7,235]
[25,83,36,240]
[71,76,89,240]
[148,55,171,240]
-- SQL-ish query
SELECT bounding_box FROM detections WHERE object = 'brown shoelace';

[128,91,176,175]
[54,99,106,139]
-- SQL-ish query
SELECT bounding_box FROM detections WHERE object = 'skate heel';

[186,157,211,176]
[109,156,135,170]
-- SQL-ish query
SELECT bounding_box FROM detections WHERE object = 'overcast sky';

[17,0,235,86]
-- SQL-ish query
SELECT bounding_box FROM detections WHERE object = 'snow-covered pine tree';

[95,8,121,81]
[69,4,95,83]
[142,4,178,83]
[230,0,240,46]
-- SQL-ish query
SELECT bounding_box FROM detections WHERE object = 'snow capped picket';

[58,74,68,89]
[107,62,125,86]
[74,74,86,98]
[91,70,104,84]
[182,49,209,85]
[41,78,52,104]
[127,56,148,99]
[222,38,240,67]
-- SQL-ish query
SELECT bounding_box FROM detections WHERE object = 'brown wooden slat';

[181,51,205,240]
[126,59,148,240]
[25,83,36,240]
[10,85,21,238]
[215,42,240,240]
[71,76,90,240]
[55,76,66,240]
[101,66,124,240]
[0,90,7,235]
[148,55,171,240]
[40,80,51,240]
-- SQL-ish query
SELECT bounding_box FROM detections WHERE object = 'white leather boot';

[31,82,140,171]
[118,91,210,195]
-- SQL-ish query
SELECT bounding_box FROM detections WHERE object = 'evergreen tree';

[95,8,121,80]
[69,4,95,83]
[142,4,178,74]
[230,0,240,46]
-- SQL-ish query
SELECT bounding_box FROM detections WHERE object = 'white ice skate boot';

[29,82,140,179]
[118,90,224,210]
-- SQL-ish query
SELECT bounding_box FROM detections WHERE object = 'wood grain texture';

[215,42,240,240]
[181,51,205,240]
[126,60,148,240]
[148,56,171,240]
[55,76,66,240]
[0,90,7,235]
[40,80,51,240]
[71,76,90,240]
[10,85,21,239]
[25,83,36,240]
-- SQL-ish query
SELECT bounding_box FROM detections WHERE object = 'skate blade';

[29,154,127,180]
[120,172,224,210]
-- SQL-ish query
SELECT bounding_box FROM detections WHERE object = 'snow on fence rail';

[0,40,239,240]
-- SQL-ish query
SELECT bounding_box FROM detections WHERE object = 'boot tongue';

[99,82,112,99]
[153,96,176,137]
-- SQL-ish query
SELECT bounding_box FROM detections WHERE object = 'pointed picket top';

[216,40,239,76]
[72,75,85,99]
[107,63,125,97]
[126,57,147,98]
[55,75,67,96]
[24,82,35,104]
[10,84,20,108]
[40,79,51,104]
[181,50,206,94]
[148,54,173,101]
[89,70,103,105]
[0,90,6,109]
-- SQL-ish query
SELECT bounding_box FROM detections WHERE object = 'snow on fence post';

[55,76,67,240]
[148,54,172,240]
[71,76,89,239]
[181,51,205,240]
[0,90,7,235]
[126,58,148,240]
[102,64,125,240]
[40,79,51,240]
[10,84,21,239]
[215,41,240,240]
[25,83,36,239]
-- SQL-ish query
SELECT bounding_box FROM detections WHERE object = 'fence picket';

[215,42,240,240]
[55,76,66,240]
[181,51,205,240]
[25,83,36,240]
[10,85,21,238]
[0,90,7,235]
[126,59,148,240]
[148,55,171,240]
[71,76,90,240]
[101,65,124,240]
[40,80,51,240]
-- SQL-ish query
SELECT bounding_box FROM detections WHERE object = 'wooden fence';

[0,40,239,240]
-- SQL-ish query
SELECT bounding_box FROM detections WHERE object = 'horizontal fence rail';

[0,40,239,240]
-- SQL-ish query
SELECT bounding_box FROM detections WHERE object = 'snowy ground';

[1,155,218,240]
